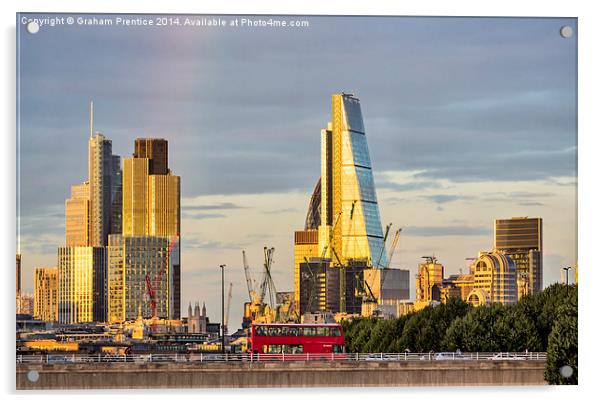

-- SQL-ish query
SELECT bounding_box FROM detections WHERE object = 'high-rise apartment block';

[57,246,107,323]
[494,217,542,295]
[34,267,58,322]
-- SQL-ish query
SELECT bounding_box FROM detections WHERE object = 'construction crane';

[224,282,233,335]
[387,228,402,268]
[259,247,277,309]
[242,250,259,304]
[145,234,179,332]
[375,223,392,269]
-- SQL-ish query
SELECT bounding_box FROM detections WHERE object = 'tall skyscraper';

[88,133,113,247]
[494,217,543,295]
[57,246,107,323]
[318,93,387,268]
[109,138,181,322]
[110,155,123,235]
[295,93,401,316]
[65,181,90,246]
[34,267,58,322]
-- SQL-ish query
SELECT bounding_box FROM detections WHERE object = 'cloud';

[182,202,245,211]
[422,194,468,204]
[404,225,491,237]
[183,212,226,220]
[262,207,299,214]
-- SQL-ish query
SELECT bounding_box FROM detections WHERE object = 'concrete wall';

[17,360,547,390]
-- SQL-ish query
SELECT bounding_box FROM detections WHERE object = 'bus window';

[284,345,303,354]
[304,327,316,336]
[317,327,328,336]
[331,327,341,337]
[281,327,289,336]
[333,345,344,353]
[256,326,265,336]
[289,327,299,336]
[267,345,282,354]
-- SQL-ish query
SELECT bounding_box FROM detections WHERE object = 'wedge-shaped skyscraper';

[318,93,387,268]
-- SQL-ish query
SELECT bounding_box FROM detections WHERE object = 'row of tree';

[341,283,577,384]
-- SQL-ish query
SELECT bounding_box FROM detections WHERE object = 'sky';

[17,14,577,327]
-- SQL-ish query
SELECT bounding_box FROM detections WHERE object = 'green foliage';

[544,285,578,384]
[342,284,578,385]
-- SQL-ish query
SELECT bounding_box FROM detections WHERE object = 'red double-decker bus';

[250,323,345,355]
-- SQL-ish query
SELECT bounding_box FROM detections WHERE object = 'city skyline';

[17,15,577,325]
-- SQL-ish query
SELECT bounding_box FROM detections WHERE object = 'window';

[304,327,316,336]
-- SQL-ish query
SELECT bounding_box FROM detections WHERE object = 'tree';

[545,286,578,385]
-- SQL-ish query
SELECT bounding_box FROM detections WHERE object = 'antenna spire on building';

[89,101,94,138]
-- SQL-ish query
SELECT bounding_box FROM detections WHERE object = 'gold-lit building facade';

[441,274,474,304]
[147,174,180,237]
[110,138,181,323]
[34,267,58,322]
[294,93,393,316]
[293,230,319,310]
[466,252,517,306]
[123,157,149,236]
[65,181,90,247]
[415,258,444,309]
[108,234,180,322]
[57,246,107,324]
[494,217,542,296]
[318,94,387,268]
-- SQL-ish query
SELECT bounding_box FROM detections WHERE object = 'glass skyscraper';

[318,93,387,268]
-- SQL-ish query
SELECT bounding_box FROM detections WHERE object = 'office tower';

[88,133,113,247]
[319,93,387,268]
[415,257,444,308]
[111,138,181,322]
[33,267,58,322]
[294,229,319,310]
[134,138,168,175]
[467,252,517,306]
[494,217,543,295]
[123,157,149,235]
[147,174,180,236]
[295,93,389,315]
[65,181,90,246]
[110,155,122,235]
[57,246,107,323]
[107,234,179,322]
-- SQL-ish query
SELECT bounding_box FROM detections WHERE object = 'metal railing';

[16,351,547,364]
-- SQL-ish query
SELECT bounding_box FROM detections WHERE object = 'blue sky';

[17,14,577,325]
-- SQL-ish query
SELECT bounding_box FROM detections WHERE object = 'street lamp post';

[220,264,226,355]
[562,266,572,295]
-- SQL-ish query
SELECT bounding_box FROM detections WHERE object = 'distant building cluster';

[414,217,543,310]
[22,104,182,328]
